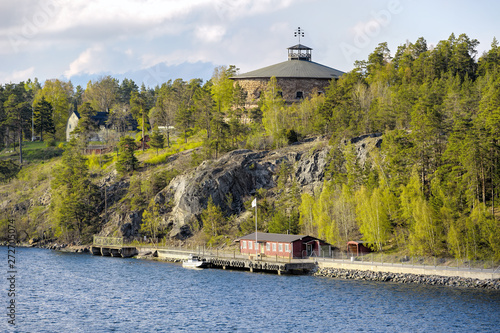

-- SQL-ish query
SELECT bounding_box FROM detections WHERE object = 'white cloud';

[195,25,226,43]
[0,67,35,83]
[64,45,105,78]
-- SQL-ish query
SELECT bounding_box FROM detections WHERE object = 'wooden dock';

[203,257,316,275]
[91,236,138,258]
[153,249,316,275]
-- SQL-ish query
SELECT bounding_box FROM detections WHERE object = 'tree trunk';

[142,110,145,151]
[18,129,23,165]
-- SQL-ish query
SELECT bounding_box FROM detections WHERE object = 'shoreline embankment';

[315,261,500,290]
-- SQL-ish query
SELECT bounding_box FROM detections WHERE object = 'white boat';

[182,254,207,269]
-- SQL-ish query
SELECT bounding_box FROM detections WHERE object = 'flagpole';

[253,198,258,258]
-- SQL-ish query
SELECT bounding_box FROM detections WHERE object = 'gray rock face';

[162,144,331,239]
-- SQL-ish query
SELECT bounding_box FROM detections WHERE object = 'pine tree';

[116,136,138,174]
[50,139,101,243]
[149,130,165,155]
[33,96,55,141]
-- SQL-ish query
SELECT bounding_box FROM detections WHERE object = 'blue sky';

[0,0,498,88]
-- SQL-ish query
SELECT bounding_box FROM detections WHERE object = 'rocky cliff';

[94,134,382,240]
[156,139,331,238]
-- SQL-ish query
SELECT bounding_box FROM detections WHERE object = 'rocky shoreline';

[1,241,91,253]
[314,267,500,290]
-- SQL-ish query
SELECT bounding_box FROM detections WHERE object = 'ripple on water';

[4,247,500,333]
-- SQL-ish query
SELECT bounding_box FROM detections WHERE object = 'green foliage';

[201,196,228,239]
[33,79,73,140]
[33,96,55,141]
[0,160,20,182]
[73,102,98,141]
[116,136,138,174]
[149,130,165,155]
[141,200,163,242]
[261,76,286,147]
[355,186,392,251]
[50,139,101,243]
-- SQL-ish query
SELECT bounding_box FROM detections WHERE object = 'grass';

[144,140,203,165]
[0,141,64,162]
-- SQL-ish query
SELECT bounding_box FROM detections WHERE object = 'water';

[2,247,500,332]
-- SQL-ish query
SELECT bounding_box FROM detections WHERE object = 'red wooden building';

[347,241,372,256]
[236,232,331,259]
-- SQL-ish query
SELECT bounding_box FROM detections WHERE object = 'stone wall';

[234,77,331,107]
[317,260,500,281]
[314,267,500,290]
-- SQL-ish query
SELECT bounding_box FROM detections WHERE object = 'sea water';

[2,247,499,332]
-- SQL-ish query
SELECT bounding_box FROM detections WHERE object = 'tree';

[150,83,174,147]
[0,160,20,182]
[201,196,227,239]
[34,79,73,140]
[108,103,133,133]
[130,87,153,151]
[194,82,214,141]
[355,186,391,252]
[33,96,55,141]
[116,136,138,174]
[261,76,286,147]
[175,102,193,143]
[299,192,317,236]
[4,87,31,164]
[83,76,119,112]
[118,78,138,104]
[149,130,165,155]
[141,200,162,245]
[50,139,101,243]
[72,102,98,142]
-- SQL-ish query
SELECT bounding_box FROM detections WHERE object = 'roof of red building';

[237,232,326,244]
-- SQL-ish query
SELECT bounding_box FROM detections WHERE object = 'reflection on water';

[3,247,500,332]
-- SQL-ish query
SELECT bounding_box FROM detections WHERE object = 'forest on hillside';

[1,33,499,260]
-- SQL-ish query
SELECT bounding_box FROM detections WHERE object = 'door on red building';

[306,243,313,256]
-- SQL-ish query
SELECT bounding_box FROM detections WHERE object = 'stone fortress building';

[231,28,344,107]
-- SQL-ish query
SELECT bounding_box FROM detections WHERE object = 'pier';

[91,236,138,258]
[204,257,316,275]
[152,248,316,275]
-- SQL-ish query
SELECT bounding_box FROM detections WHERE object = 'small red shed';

[347,241,372,256]
[236,232,331,259]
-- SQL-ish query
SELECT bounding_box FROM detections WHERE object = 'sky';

[0,0,498,88]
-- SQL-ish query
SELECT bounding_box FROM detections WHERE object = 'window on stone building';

[278,91,283,97]
[295,91,304,99]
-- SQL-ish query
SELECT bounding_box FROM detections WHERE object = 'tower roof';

[232,59,344,80]
[287,44,312,50]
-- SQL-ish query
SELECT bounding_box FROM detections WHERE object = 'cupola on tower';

[231,27,344,107]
